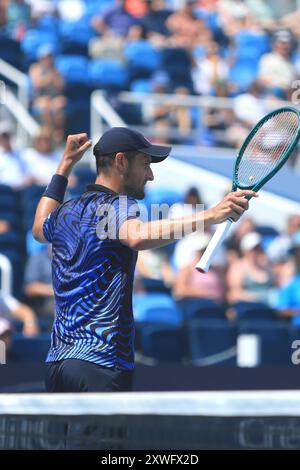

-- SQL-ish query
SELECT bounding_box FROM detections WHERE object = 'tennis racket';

[196,106,300,273]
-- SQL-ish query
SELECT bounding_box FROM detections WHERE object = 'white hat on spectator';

[240,232,262,253]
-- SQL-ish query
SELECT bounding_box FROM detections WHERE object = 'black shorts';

[45,359,133,393]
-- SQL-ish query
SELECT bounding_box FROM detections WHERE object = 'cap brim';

[139,144,171,163]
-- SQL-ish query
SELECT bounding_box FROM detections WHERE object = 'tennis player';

[32,128,256,392]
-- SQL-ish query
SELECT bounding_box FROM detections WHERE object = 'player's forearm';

[130,209,214,250]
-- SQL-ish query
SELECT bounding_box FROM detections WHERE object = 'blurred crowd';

[0,0,300,363]
[0,0,300,149]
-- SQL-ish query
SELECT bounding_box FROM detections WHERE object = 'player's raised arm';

[32,134,92,242]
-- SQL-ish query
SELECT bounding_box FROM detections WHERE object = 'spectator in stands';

[6,0,31,40]
[202,80,235,146]
[173,234,225,302]
[276,231,300,318]
[142,0,172,43]
[192,41,229,96]
[0,291,39,336]
[258,29,297,95]
[226,216,256,262]
[135,246,174,293]
[0,121,28,188]
[91,0,136,38]
[24,246,54,327]
[167,0,212,49]
[267,214,300,265]
[233,81,266,127]
[29,44,66,129]
[226,231,276,305]
[169,186,203,219]
[21,127,60,186]
[126,0,149,18]
[268,215,300,290]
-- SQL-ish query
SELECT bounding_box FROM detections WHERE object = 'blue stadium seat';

[55,55,90,86]
[0,185,19,210]
[83,0,111,18]
[65,99,90,135]
[21,30,60,62]
[134,293,182,326]
[187,318,237,365]
[228,60,258,91]
[0,34,21,67]
[124,41,161,74]
[234,31,270,62]
[232,301,277,321]
[161,47,193,90]
[238,321,290,365]
[89,59,129,91]
[59,20,96,55]
[145,188,182,216]
[130,79,152,93]
[139,324,184,362]
[36,15,59,33]
[178,298,227,320]
[0,230,22,249]
[11,333,50,361]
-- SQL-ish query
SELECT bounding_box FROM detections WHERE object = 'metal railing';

[0,58,40,146]
[119,91,289,143]
[0,253,12,297]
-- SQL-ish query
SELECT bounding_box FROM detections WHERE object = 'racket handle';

[195,219,233,273]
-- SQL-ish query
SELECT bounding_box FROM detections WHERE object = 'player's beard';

[123,172,145,200]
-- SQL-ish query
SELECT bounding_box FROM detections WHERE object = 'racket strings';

[236,111,299,186]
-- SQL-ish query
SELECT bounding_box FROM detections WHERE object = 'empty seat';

[187,318,237,365]
[139,323,184,362]
[89,59,129,91]
[134,293,182,326]
[11,333,50,361]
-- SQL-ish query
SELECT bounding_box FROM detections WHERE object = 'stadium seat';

[228,60,258,91]
[59,20,96,56]
[11,333,50,361]
[21,30,60,62]
[161,47,193,90]
[178,298,226,320]
[36,15,59,34]
[187,318,237,365]
[0,185,20,210]
[0,34,21,68]
[139,323,184,362]
[234,31,270,62]
[89,59,129,91]
[133,293,182,326]
[124,41,161,76]
[55,55,90,86]
[232,301,277,321]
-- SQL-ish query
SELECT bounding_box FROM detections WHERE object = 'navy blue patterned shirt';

[43,184,140,370]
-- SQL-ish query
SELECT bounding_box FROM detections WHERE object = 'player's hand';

[62,133,92,164]
[209,190,258,224]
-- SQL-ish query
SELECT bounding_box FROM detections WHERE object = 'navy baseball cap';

[94,127,171,163]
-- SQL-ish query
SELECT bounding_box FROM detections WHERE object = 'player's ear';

[114,152,128,174]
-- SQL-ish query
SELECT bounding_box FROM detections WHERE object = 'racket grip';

[195,219,233,273]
